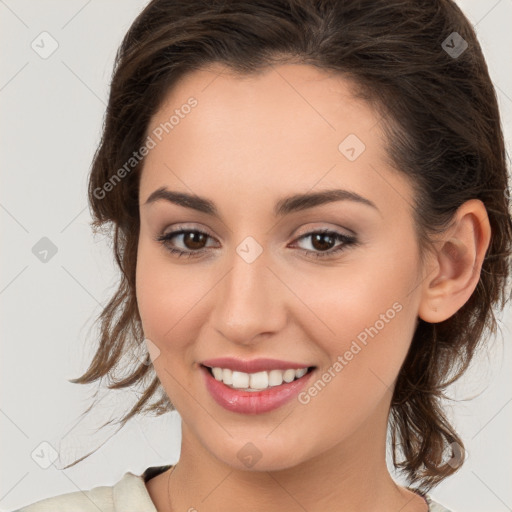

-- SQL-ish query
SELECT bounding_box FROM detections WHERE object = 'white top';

[12,466,453,512]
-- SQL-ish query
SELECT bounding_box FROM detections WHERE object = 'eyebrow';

[143,186,379,217]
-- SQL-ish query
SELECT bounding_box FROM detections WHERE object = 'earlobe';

[418,199,491,324]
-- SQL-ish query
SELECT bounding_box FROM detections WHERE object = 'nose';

[210,247,288,346]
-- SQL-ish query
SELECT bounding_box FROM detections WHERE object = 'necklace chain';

[166,464,177,512]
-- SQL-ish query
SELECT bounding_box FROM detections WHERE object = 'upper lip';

[201,357,314,373]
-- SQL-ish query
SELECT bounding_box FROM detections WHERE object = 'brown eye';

[155,226,358,260]
[292,229,358,259]
[155,228,216,258]
[180,231,208,250]
[310,232,336,251]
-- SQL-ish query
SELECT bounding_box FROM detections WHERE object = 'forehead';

[140,63,412,218]
[146,62,379,147]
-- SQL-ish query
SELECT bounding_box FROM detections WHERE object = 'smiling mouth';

[201,364,316,392]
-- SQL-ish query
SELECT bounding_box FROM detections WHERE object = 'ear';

[418,199,491,323]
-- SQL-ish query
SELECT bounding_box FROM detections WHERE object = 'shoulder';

[12,483,114,512]
[12,471,156,512]
[425,494,454,512]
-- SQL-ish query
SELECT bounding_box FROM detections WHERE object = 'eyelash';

[155,226,358,260]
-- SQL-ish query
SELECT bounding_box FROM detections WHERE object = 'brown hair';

[66,0,512,493]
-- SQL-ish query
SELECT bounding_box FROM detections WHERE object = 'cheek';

[294,268,419,442]
[294,236,420,389]
[135,240,200,353]
[299,238,417,327]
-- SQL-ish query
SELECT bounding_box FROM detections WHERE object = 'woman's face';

[136,63,428,471]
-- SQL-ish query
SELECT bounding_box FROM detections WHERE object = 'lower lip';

[200,365,315,414]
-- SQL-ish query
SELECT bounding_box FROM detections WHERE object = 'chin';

[207,436,309,473]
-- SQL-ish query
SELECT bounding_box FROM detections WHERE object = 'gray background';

[1,1,511,511]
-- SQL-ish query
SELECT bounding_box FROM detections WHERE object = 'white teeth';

[295,368,308,379]
[231,371,249,389]
[283,369,296,383]
[208,366,311,391]
[268,369,284,386]
[249,371,268,390]
[222,368,233,385]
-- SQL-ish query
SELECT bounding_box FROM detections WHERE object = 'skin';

[135,63,491,512]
